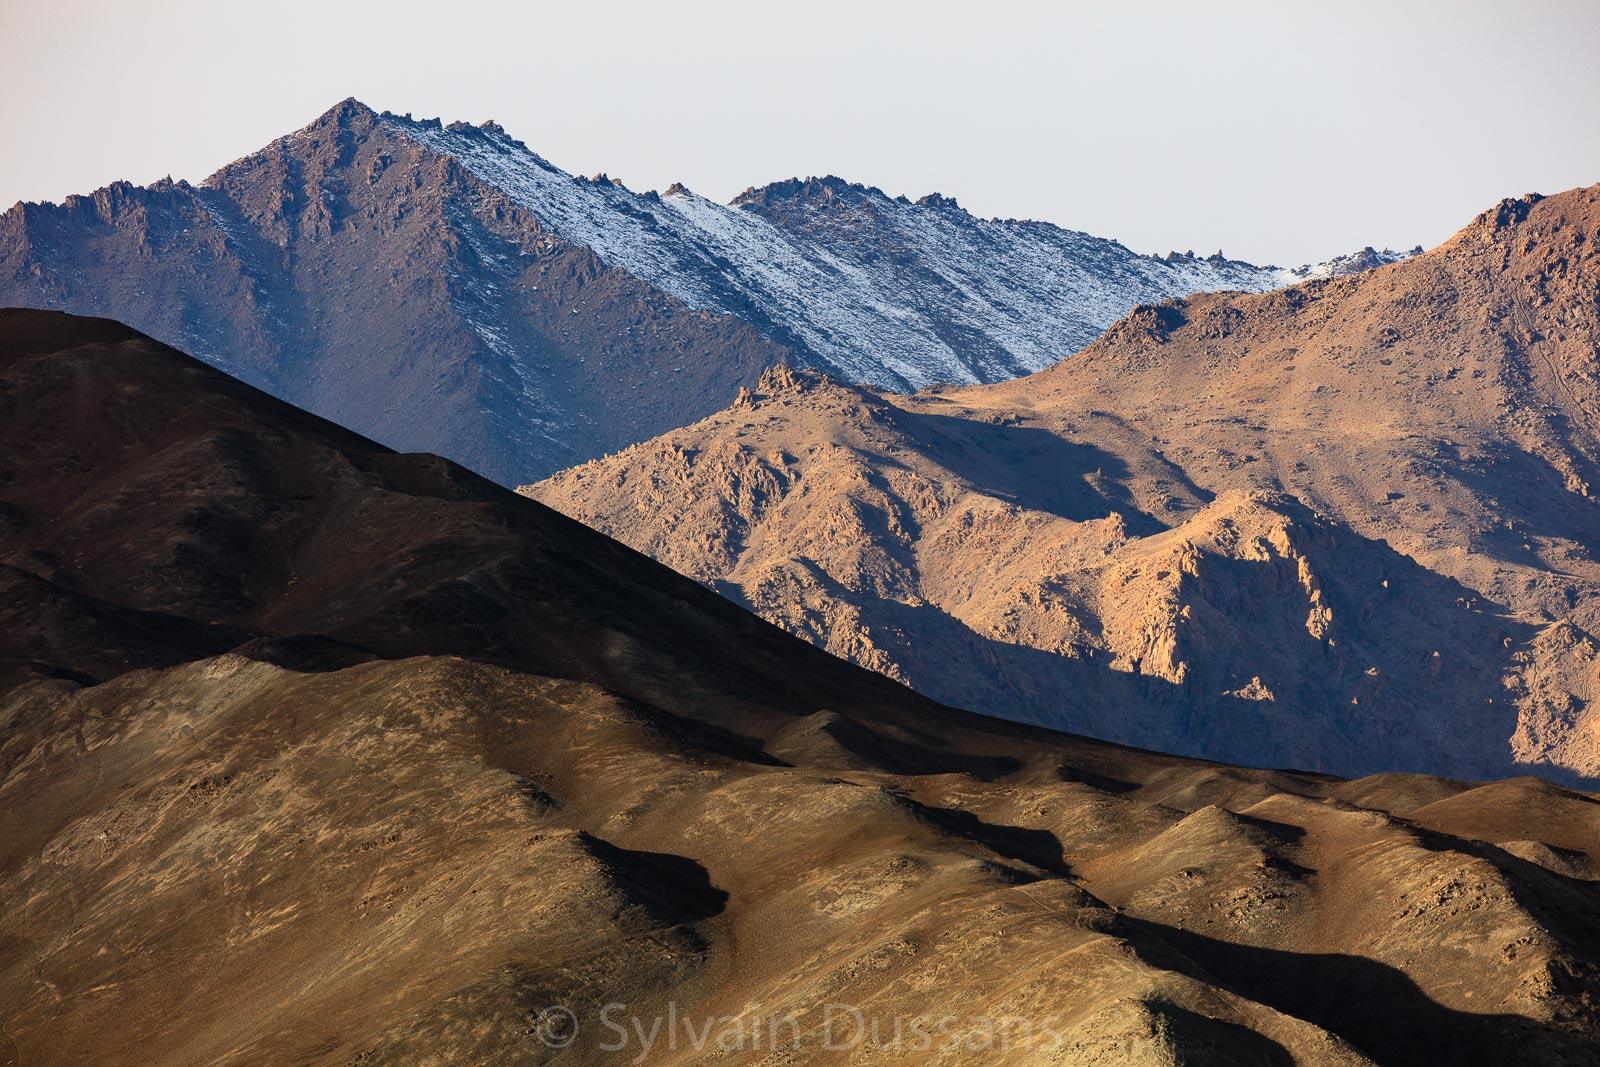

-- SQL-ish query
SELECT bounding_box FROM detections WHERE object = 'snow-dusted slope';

[388,113,1412,390]
[1279,244,1418,281]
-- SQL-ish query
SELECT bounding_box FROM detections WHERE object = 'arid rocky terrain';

[530,185,1600,783]
[2,310,1599,1064]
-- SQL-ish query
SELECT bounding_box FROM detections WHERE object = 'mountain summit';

[0,99,788,483]
[0,99,1404,485]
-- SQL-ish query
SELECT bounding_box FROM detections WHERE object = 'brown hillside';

[4,310,1600,1064]
[529,186,1600,781]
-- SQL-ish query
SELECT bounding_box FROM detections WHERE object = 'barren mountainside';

[0,99,1406,484]
[2,310,1599,1065]
[530,185,1600,783]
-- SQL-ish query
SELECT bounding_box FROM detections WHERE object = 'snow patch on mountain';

[1278,245,1421,282]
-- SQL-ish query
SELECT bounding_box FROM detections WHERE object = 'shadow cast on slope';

[889,408,1173,534]
[579,833,729,927]
[1134,1001,1297,1066]
[1433,440,1600,574]
[1127,917,1594,1066]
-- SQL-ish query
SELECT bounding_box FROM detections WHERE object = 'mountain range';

[3,309,1597,1065]
[529,185,1600,783]
[0,99,1410,484]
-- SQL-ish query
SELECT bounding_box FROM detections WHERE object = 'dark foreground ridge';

[2,309,1598,1064]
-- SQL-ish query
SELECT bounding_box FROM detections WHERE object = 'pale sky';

[2,0,1597,266]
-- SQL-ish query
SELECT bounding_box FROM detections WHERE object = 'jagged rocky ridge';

[0,99,1408,484]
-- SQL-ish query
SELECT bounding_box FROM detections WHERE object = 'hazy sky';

[3,0,1597,265]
